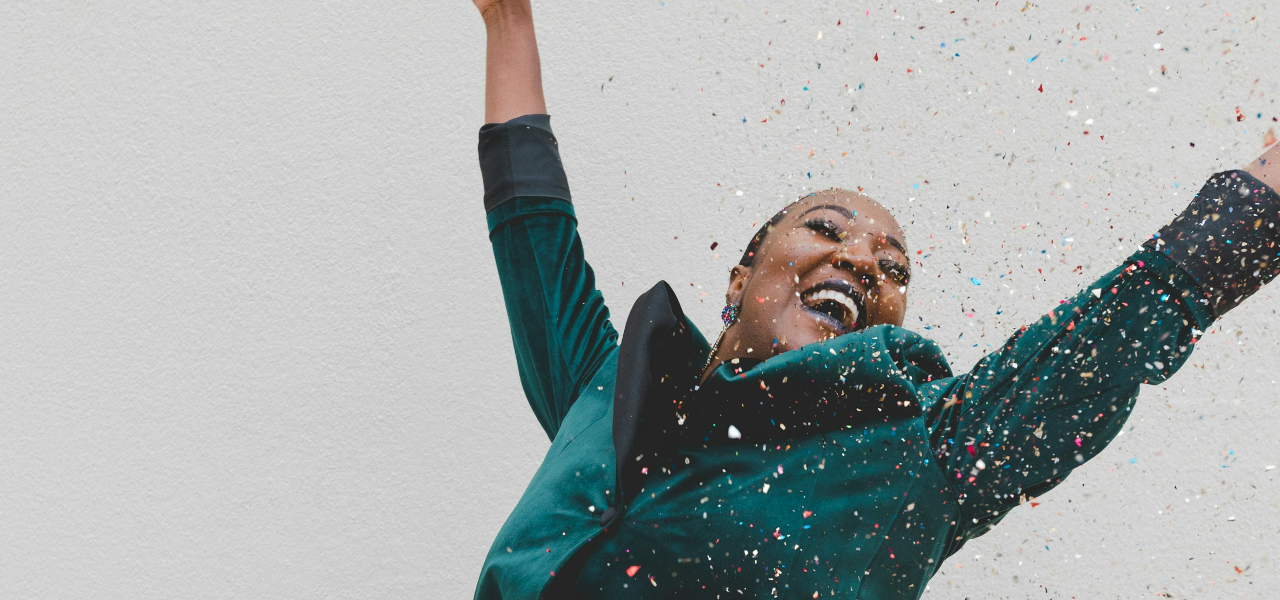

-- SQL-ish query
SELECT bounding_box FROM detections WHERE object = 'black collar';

[600,281,706,527]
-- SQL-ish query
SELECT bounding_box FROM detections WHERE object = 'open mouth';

[800,279,867,333]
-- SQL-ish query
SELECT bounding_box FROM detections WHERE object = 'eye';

[804,218,847,242]
[879,259,911,284]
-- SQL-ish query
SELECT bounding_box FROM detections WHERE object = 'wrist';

[1243,142,1280,189]
[482,1,533,29]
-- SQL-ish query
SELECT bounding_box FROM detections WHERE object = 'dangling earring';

[703,303,740,372]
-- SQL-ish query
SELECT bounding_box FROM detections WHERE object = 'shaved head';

[739,188,906,266]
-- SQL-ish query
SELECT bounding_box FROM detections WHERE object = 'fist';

[1143,170,1280,319]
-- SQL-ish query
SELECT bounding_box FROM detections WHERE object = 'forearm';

[926,247,1204,537]
[1040,248,1205,388]
[940,159,1280,530]
[482,2,547,124]
[939,247,1204,451]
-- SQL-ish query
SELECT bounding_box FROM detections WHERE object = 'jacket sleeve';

[478,114,619,440]
[919,241,1213,548]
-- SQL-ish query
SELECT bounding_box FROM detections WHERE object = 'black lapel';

[599,281,684,527]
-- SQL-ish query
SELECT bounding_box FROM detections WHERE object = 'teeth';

[803,289,860,323]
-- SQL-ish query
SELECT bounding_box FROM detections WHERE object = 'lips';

[800,279,867,332]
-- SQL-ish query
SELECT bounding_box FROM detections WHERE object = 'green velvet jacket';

[473,114,1214,600]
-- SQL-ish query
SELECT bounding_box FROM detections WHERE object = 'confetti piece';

[873,52,879,61]
[969,277,982,285]
[1265,128,1277,147]
[710,241,718,250]
[1037,84,1044,92]
[727,425,742,439]
[626,565,641,577]
[1028,53,1040,63]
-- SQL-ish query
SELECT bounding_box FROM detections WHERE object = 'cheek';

[886,282,909,303]
[768,312,828,350]
[738,284,789,324]
[882,287,909,320]
[740,283,812,330]
[866,279,907,314]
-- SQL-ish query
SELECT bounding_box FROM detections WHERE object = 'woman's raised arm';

[919,146,1280,553]
[473,0,619,441]
[475,0,546,124]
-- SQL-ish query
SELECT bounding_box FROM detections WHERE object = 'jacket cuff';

[477,113,573,212]
[1141,169,1280,321]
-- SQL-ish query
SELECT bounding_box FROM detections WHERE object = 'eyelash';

[881,261,911,283]
[804,218,910,283]
[804,218,845,241]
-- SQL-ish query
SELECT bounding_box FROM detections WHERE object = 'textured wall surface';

[3,1,1279,598]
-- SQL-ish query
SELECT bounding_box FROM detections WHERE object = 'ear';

[725,264,751,306]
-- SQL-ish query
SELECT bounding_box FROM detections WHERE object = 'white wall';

[3,1,1278,598]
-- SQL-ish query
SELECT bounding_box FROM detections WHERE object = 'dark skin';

[701,188,912,383]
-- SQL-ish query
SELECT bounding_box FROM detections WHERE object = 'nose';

[829,240,882,291]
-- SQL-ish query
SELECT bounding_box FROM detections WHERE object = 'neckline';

[648,324,953,444]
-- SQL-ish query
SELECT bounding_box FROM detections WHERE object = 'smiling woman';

[708,193,913,380]
[469,1,1280,599]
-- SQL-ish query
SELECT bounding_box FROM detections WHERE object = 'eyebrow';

[799,204,909,255]
[884,235,908,256]
[799,204,855,219]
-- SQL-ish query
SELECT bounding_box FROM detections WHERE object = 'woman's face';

[715,189,911,365]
